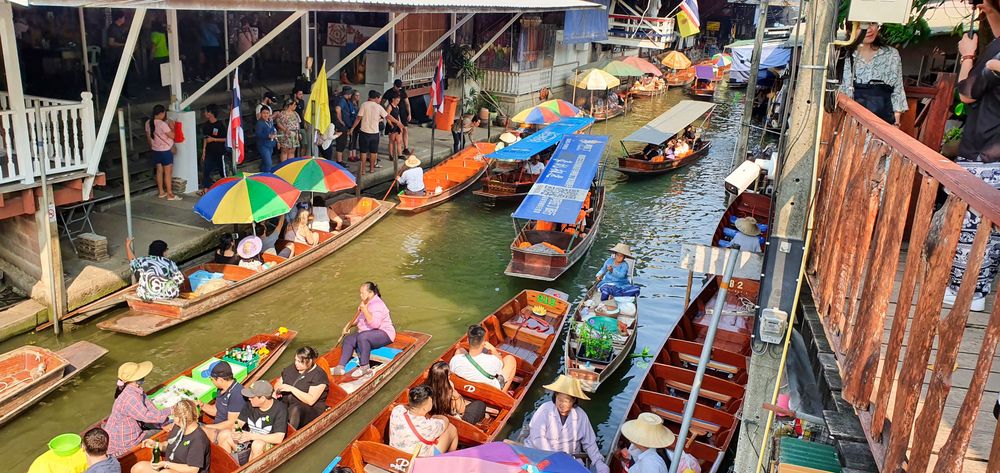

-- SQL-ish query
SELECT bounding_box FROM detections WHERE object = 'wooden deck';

[807,247,997,472]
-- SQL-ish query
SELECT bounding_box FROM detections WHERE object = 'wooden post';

[35,105,66,334]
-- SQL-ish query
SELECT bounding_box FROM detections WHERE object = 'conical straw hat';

[622,412,676,448]
[543,374,591,400]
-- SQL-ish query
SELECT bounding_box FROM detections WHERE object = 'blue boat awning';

[513,134,608,225]
[486,116,596,161]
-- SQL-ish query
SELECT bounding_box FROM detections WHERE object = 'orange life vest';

[535,221,556,231]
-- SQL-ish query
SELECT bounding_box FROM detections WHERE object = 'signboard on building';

[707,21,721,31]
[848,0,914,24]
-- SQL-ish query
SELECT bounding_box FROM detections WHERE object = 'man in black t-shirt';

[199,104,228,193]
[383,79,412,153]
[218,380,288,465]
[105,11,135,99]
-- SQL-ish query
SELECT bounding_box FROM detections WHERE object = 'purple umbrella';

[695,65,716,81]
[410,442,591,473]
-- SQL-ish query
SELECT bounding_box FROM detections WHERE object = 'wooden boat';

[593,105,625,121]
[665,67,695,87]
[690,78,716,99]
[711,191,772,247]
[474,117,595,204]
[333,289,571,473]
[117,330,431,473]
[0,342,107,426]
[396,143,493,212]
[506,186,605,281]
[616,142,711,177]
[659,339,748,384]
[564,273,638,392]
[98,196,394,336]
[672,276,756,355]
[90,329,297,436]
[615,100,716,178]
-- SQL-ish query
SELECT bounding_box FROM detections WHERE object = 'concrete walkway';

[0,121,490,341]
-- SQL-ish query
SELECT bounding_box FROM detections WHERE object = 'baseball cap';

[241,380,274,398]
[264,91,278,101]
[201,361,233,379]
[393,79,403,87]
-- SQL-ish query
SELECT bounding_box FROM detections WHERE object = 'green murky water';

[2,86,746,471]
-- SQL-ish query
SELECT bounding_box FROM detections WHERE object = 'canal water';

[2,86,745,471]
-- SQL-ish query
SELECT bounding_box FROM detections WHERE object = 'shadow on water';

[1,85,743,471]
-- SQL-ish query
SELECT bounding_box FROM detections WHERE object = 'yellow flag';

[305,61,332,134]
[676,11,700,38]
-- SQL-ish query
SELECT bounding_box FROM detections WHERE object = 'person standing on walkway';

[946,4,1000,313]
[146,105,180,201]
[352,90,402,173]
[234,17,258,84]
[105,11,135,100]
[385,94,404,161]
[276,98,302,164]
[838,22,908,125]
[256,91,277,120]
[198,13,223,81]
[255,106,277,173]
[349,90,362,162]
[384,79,412,153]
[333,86,357,164]
[199,104,228,194]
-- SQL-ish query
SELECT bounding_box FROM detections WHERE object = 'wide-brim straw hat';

[237,235,263,259]
[735,217,761,236]
[543,374,591,400]
[622,412,676,448]
[405,155,421,168]
[118,361,154,382]
[499,132,518,144]
[609,242,634,259]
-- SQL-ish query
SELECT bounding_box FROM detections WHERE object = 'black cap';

[264,91,277,101]
[202,360,233,379]
[393,79,403,87]
[341,85,353,94]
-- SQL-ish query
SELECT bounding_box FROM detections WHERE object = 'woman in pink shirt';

[334,281,396,379]
[146,105,180,200]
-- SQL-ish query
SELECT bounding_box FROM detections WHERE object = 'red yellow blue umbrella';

[272,156,356,193]
[512,100,581,125]
[712,53,733,67]
[194,173,300,224]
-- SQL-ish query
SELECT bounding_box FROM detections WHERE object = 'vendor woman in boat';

[274,346,329,429]
[333,281,396,379]
[595,243,634,289]
[617,413,676,473]
[132,399,210,473]
[525,375,609,473]
[106,361,171,456]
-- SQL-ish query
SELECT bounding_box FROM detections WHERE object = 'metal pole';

[669,247,740,473]
[116,109,134,239]
[731,0,771,171]
[79,8,92,94]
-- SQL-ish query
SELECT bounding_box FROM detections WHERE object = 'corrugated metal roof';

[622,100,714,144]
[23,0,603,13]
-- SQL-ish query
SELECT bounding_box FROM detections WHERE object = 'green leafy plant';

[445,43,484,82]
[576,322,614,361]
[944,126,963,143]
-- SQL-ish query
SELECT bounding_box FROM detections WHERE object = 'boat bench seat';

[649,405,721,438]
[676,352,739,375]
[664,379,733,404]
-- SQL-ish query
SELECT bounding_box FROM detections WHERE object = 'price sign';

[537,294,557,307]
[707,21,720,31]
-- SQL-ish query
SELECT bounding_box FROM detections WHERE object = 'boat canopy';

[486,116,595,162]
[512,134,608,225]
[621,100,715,144]
[695,65,716,80]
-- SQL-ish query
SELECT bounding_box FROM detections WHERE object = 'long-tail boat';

[0,342,107,426]
[98,196,394,336]
[89,329,296,435]
[690,65,717,99]
[665,67,695,87]
[564,266,637,393]
[614,100,715,178]
[117,330,431,473]
[330,289,571,473]
[473,117,595,204]
[396,144,494,212]
[505,134,609,281]
[711,191,772,247]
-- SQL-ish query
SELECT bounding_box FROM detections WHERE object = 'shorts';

[358,132,379,154]
[335,130,351,152]
[152,150,174,166]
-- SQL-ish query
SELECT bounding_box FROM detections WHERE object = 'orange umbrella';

[661,51,692,70]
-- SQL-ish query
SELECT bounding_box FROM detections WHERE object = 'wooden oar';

[382,178,397,201]
[335,310,361,347]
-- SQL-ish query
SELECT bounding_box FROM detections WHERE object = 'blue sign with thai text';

[486,116,595,162]
[512,134,608,225]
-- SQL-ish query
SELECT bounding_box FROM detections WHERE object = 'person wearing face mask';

[131,400,210,473]
[333,282,396,379]
[838,22,908,125]
[525,375,609,473]
[105,362,172,457]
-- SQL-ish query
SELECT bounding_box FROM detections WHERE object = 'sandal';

[374,163,383,169]
[167,195,182,201]
[158,194,167,199]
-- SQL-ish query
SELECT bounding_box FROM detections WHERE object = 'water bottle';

[152,443,161,463]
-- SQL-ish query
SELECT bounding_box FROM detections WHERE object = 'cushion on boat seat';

[497,343,538,364]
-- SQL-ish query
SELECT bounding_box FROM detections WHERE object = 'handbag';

[850,55,895,124]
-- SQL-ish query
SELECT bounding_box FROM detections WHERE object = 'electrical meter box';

[759,307,788,345]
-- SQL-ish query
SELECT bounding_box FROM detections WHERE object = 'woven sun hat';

[499,132,518,144]
[622,412,676,449]
[609,242,634,259]
[735,217,761,236]
[404,155,421,168]
[118,361,153,382]
[543,374,591,400]
[531,305,548,316]
[237,235,263,259]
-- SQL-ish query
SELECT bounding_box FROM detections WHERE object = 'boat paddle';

[335,309,361,347]
[381,179,397,201]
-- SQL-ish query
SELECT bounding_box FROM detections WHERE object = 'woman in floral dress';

[275,98,301,163]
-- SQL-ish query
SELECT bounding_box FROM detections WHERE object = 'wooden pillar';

[0,1,35,184]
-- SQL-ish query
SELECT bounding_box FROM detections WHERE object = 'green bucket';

[48,433,82,457]
[587,316,619,333]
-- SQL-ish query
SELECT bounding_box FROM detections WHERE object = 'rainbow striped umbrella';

[272,156,356,193]
[194,173,300,224]
[712,53,733,67]
[512,100,580,125]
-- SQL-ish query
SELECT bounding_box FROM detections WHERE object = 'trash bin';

[433,96,459,132]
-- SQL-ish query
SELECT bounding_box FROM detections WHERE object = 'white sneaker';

[943,287,959,306]
[351,365,372,378]
[942,287,987,312]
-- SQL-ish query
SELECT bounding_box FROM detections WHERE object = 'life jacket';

[535,221,556,231]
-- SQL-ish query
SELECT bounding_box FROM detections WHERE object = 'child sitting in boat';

[237,236,268,272]
[450,325,517,391]
[388,385,459,456]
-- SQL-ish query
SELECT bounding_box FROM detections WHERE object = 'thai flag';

[679,0,700,29]
[429,52,445,115]
[227,68,245,164]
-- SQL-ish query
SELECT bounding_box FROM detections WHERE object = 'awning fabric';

[564,0,609,44]
[487,116,595,162]
[621,100,714,144]
[728,41,791,83]
[22,0,603,12]
[513,134,607,225]
[695,65,715,80]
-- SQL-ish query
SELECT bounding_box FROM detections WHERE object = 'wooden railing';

[0,92,96,185]
[396,50,441,83]
[807,92,1000,471]
[481,62,580,97]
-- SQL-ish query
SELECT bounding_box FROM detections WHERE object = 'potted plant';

[575,322,614,364]
[941,127,962,159]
